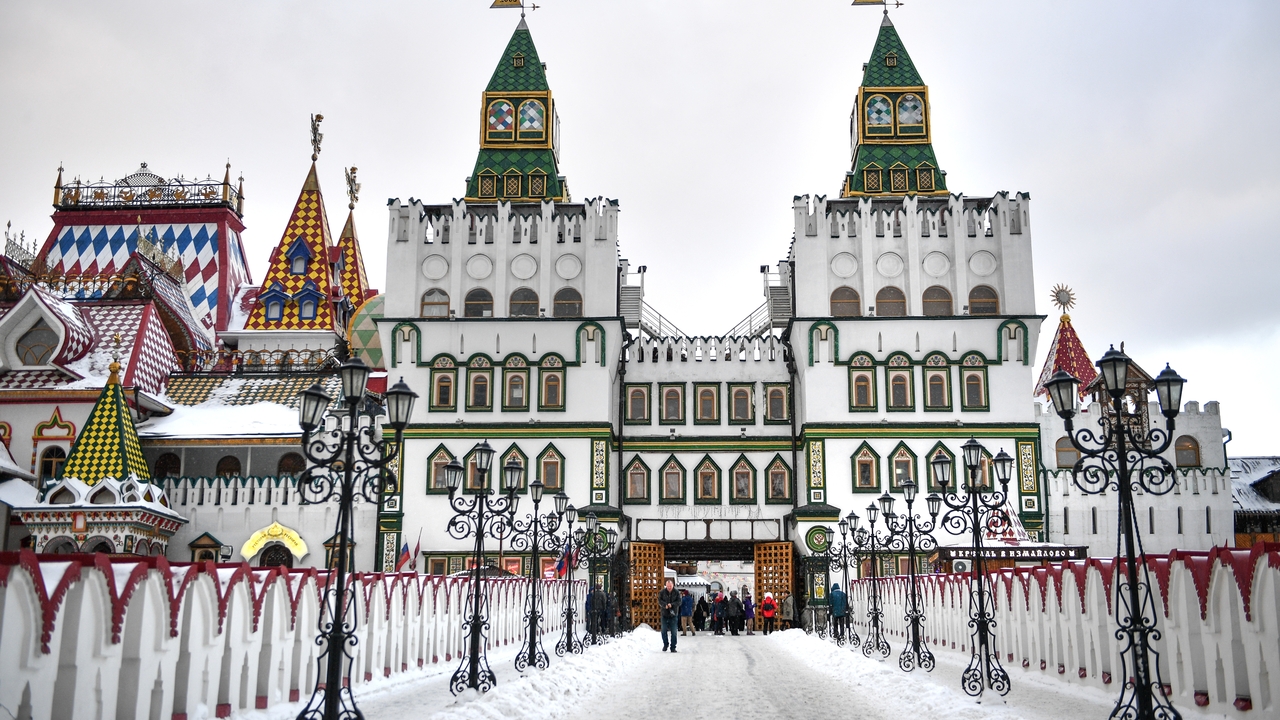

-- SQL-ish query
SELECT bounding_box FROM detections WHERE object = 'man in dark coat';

[694,595,709,631]
[588,582,607,639]
[830,582,849,642]
[658,578,681,652]
[726,590,745,636]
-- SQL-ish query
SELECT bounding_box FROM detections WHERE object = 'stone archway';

[259,543,294,568]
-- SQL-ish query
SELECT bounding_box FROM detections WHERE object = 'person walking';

[726,590,745,636]
[743,588,756,635]
[780,591,795,630]
[830,582,849,642]
[760,592,777,635]
[589,582,607,639]
[658,578,681,652]
[694,594,708,631]
[679,589,695,635]
[712,592,726,635]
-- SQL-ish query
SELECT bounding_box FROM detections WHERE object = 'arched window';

[420,289,449,318]
[627,464,647,501]
[968,286,1000,315]
[542,373,562,407]
[732,462,753,501]
[266,301,283,321]
[629,388,647,421]
[732,389,750,421]
[436,375,453,407]
[767,461,789,501]
[155,453,181,478]
[876,286,906,317]
[852,372,873,408]
[518,100,545,133]
[768,387,786,420]
[553,288,583,318]
[831,287,861,317]
[889,372,910,408]
[1055,437,1079,469]
[487,99,514,133]
[1175,436,1200,467]
[866,95,892,126]
[471,374,489,407]
[216,456,242,477]
[662,463,683,500]
[922,286,953,316]
[509,288,539,317]
[260,545,294,568]
[897,94,924,126]
[963,372,985,408]
[16,319,58,365]
[664,388,682,421]
[299,300,317,321]
[926,373,947,407]
[507,374,525,407]
[464,289,493,318]
[540,449,562,490]
[277,453,305,478]
[39,446,66,482]
[698,388,717,421]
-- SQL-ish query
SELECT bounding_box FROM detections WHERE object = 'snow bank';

[137,399,301,438]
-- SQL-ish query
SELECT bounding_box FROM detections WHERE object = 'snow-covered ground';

[232,629,1235,720]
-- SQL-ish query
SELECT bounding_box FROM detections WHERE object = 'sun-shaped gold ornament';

[1050,284,1076,312]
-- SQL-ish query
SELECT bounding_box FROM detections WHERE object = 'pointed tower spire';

[841,17,947,197]
[60,336,151,486]
[245,117,340,332]
[1035,286,1098,398]
[465,20,568,202]
[336,166,371,311]
[53,163,64,206]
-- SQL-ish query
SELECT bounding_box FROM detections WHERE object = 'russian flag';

[554,539,575,578]
[395,542,411,572]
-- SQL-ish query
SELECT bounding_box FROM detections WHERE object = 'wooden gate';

[629,541,665,628]
[754,541,794,608]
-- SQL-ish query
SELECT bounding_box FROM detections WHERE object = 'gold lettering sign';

[240,521,308,561]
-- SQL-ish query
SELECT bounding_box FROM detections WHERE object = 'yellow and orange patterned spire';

[336,166,372,312]
[245,114,341,332]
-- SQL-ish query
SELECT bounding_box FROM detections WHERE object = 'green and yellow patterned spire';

[842,14,948,197]
[59,346,151,486]
[465,18,569,202]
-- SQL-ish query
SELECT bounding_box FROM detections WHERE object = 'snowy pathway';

[240,629,1232,720]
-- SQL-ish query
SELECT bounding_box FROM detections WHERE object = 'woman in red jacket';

[760,592,778,635]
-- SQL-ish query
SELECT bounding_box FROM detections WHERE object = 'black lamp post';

[850,496,893,660]
[575,513,618,646]
[1044,347,1186,720]
[613,535,632,633]
[882,480,941,672]
[933,437,1015,699]
[826,518,861,648]
[443,440,523,695]
[555,503,583,656]
[509,479,569,672]
[294,359,416,720]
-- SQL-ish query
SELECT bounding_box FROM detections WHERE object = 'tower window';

[529,173,547,197]
[917,167,935,192]
[767,387,787,421]
[291,255,307,275]
[1056,437,1079,469]
[16,319,58,365]
[299,300,317,321]
[864,168,883,193]
[39,446,67,481]
[1175,436,1200,467]
[866,96,893,126]
[512,53,525,68]
[889,167,909,192]
[503,173,522,198]
[479,173,498,198]
[831,287,861,317]
[420,288,449,318]
[553,288,582,317]
[628,387,648,421]
[897,94,923,126]
[464,288,494,317]
[509,288,539,317]
[884,52,898,67]
[487,100,514,133]
[922,286,953,316]
[968,286,1000,315]
[875,286,906,317]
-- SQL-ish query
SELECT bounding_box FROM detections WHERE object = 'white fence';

[0,550,585,720]
[846,543,1280,714]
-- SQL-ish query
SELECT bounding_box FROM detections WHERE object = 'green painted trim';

[728,453,757,504]
[465,367,494,412]
[996,319,1031,366]
[886,365,915,412]
[612,437,793,453]
[575,321,608,366]
[764,454,793,504]
[622,455,651,504]
[403,423,612,439]
[925,441,955,493]
[424,443,455,494]
[428,368,458,412]
[501,442,530,493]
[801,423,1042,440]
[693,383,721,425]
[848,365,879,412]
[657,383,686,425]
[807,321,839,367]
[500,366,531,412]
[727,383,756,425]
[537,367,566,412]
[762,383,791,425]
[623,383,652,425]
[693,454,722,505]
[851,441,882,493]
[658,454,687,504]
[389,322,421,368]
[536,442,566,493]
[887,440,918,490]
[959,366,990,412]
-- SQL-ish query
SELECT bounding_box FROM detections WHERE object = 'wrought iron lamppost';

[294,359,417,720]
[575,513,618,646]
[881,480,941,672]
[443,441,524,695]
[824,518,861,648]
[509,478,569,672]
[1044,347,1186,720]
[849,496,894,660]
[612,535,632,633]
[932,437,1015,699]
[555,503,583,656]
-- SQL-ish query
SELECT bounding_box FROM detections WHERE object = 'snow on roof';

[1230,456,1280,514]
[0,477,38,505]
[137,397,301,439]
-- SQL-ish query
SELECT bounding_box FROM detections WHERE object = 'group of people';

[658,578,799,651]
[584,582,622,638]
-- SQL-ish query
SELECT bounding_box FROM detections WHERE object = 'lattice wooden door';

[754,541,794,607]
[628,542,664,629]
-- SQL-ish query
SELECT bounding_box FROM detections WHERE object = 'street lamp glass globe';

[902,479,917,504]
[1153,364,1185,419]
[866,502,879,525]
[930,453,951,488]
[503,458,523,492]
[565,504,577,525]
[847,512,860,531]
[530,477,544,504]
[384,377,417,430]
[606,527,618,547]
[298,383,331,432]
[992,449,1014,487]
[926,493,942,518]
[1044,369,1079,419]
[444,458,465,491]
[339,357,372,404]
[1097,345,1131,398]
[587,513,599,533]
[961,437,984,471]
[839,518,849,536]
[474,441,495,473]
[878,492,894,518]
[554,491,569,516]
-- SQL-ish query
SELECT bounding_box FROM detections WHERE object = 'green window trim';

[764,455,793,505]
[425,444,455,495]
[727,384,755,425]
[693,455,722,505]
[465,367,494,412]
[851,442,882,494]
[886,367,915,412]
[848,367,878,412]
[658,456,686,505]
[623,457,651,505]
[960,367,990,412]
[536,444,565,492]
[658,383,686,425]
[888,441,918,490]
[429,368,458,412]
[693,383,721,425]
[501,367,531,412]
[624,383,652,425]
[501,443,530,493]
[922,367,952,412]
[926,442,956,493]
[763,384,791,425]
[729,455,757,505]
[538,368,566,412]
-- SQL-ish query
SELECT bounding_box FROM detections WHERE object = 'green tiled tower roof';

[465,19,568,202]
[60,365,151,485]
[842,14,948,197]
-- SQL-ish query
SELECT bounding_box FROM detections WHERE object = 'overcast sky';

[2,1,1277,454]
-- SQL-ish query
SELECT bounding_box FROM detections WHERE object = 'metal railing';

[174,347,341,374]
[639,300,688,339]
[724,301,772,338]
[56,175,242,213]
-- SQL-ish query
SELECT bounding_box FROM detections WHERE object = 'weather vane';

[852,0,904,9]
[345,166,361,210]
[310,113,324,161]
[1050,284,1076,313]
[491,0,539,18]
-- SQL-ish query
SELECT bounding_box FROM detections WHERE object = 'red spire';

[1035,313,1097,398]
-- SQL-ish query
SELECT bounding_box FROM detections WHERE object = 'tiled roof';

[164,374,341,408]
[486,19,549,93]
[467,148,565,200]
[336,210,371,310]
[60,375,150,485]
[861,15,923,87]
[1035,314,1099,399]
[348,294,384,369]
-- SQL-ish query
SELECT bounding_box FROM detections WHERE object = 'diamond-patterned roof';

[1035,314,1099,399]
[861,15,923,87]
[486,18,549,93]
[348,294,384,369]
[336,210,371,311]
[60,370,151,486]
[164,374,342,407]
[244,163,340,332]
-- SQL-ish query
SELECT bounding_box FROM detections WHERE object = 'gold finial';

[1050,284,1076,313]
[345,166,360,210]
[310,114,324,161]
[107,333,123,385]
[53,164,64,205]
